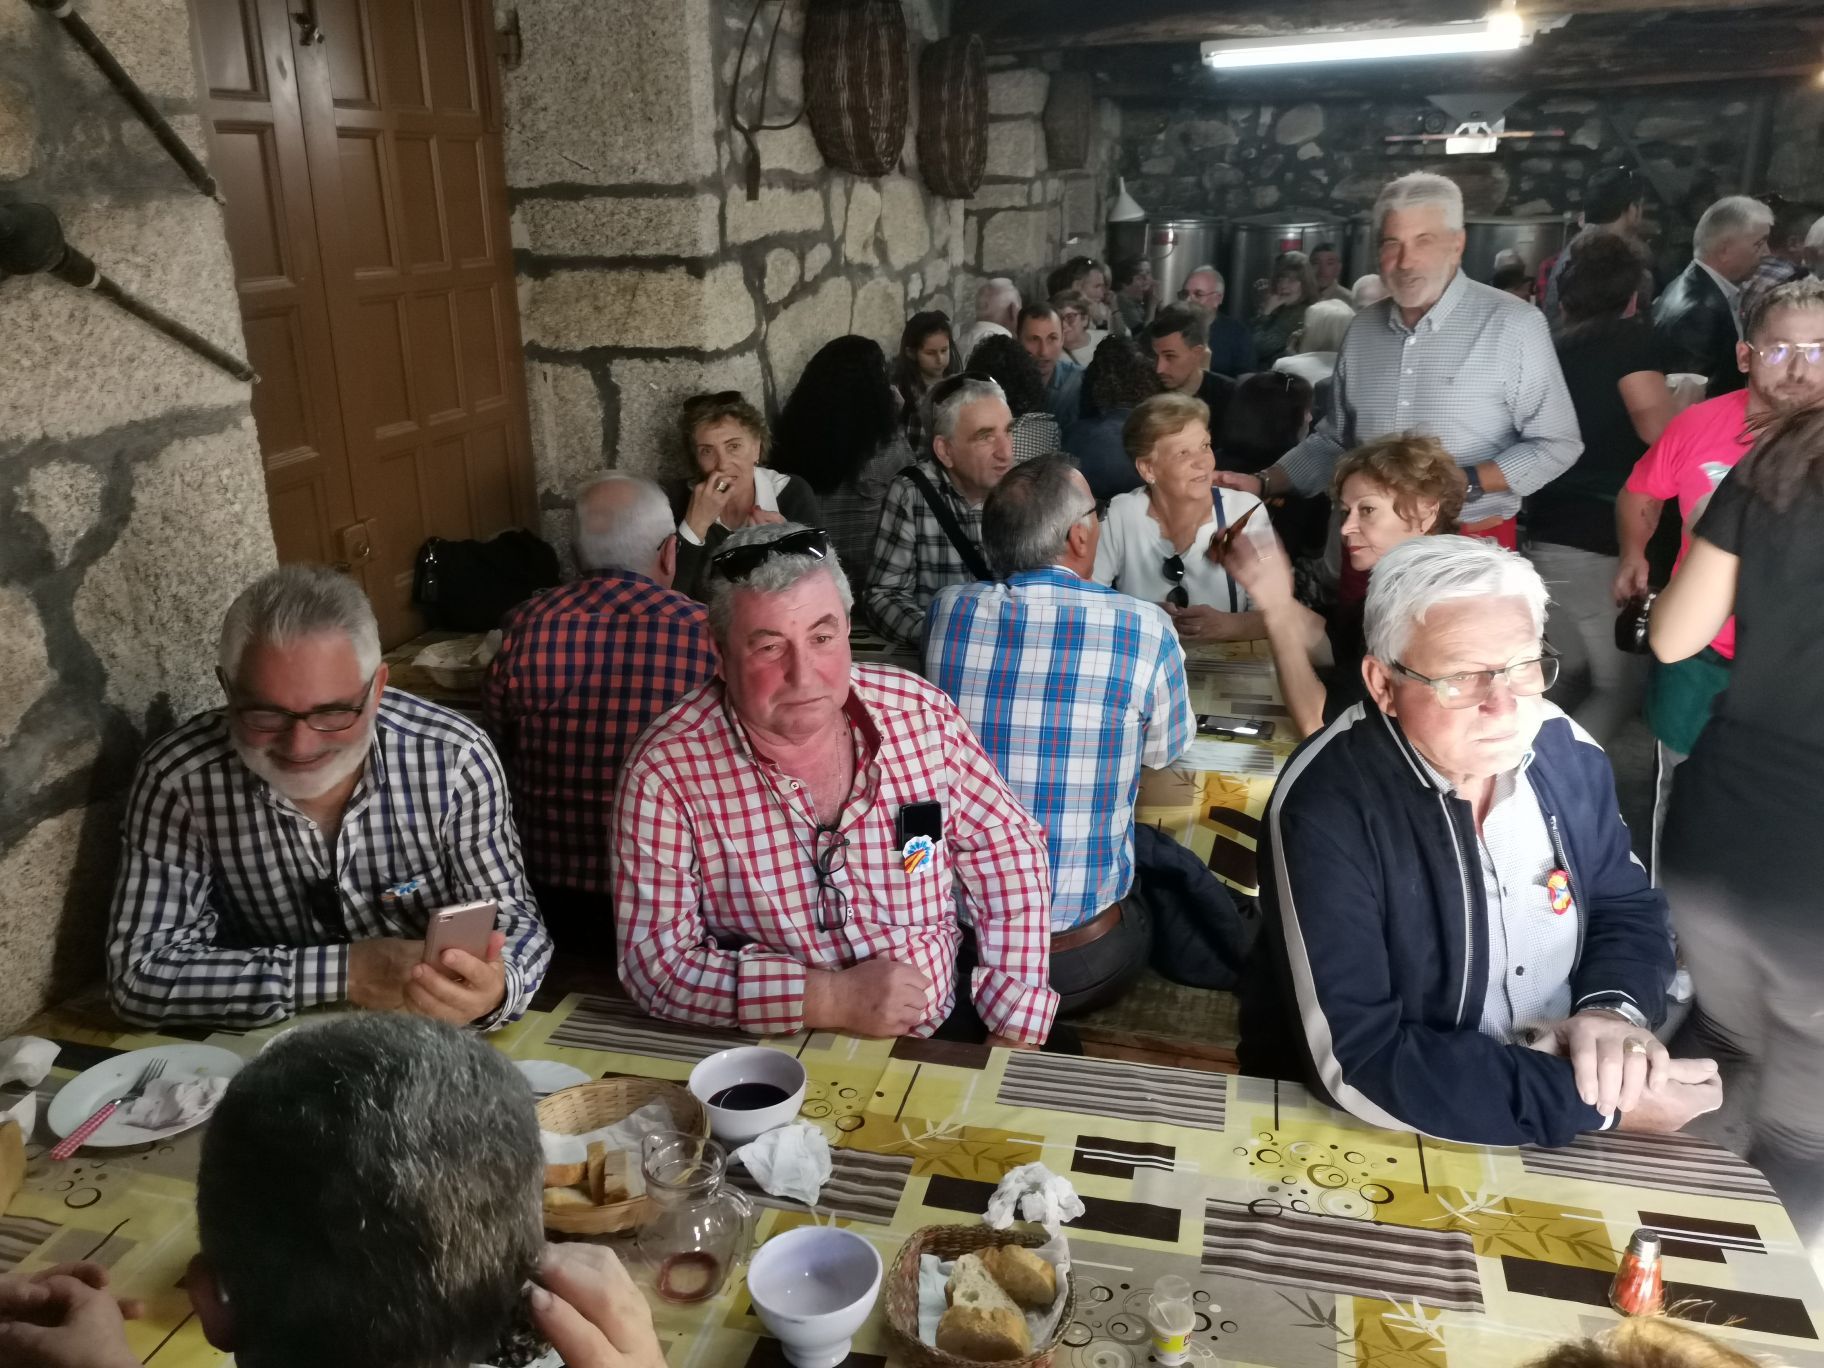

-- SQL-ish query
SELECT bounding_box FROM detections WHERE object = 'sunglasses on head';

[709,527,833,583]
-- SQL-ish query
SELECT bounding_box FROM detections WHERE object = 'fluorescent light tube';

[1202,13,1527,68]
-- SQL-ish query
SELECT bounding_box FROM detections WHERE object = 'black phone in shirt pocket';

[896,801,943,846]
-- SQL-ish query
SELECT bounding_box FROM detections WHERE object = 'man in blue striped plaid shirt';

[927,455,1195,1014]
[106,566,551,1030]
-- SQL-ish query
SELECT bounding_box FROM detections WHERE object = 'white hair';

[1185,264,1225,291]
[574,472,673,575]
[1693,195,1774,258]
[703,522,853,643]
[1805,215,1824,255]
[1492,246,1525,271]
[1364,535,1549,666]
[930,376,1007,443]
[1298,299,1355,353]
[1352,273,1388,306]
[975,276,1021,324]
[218,565,382,681]
[1373,172,1465,235]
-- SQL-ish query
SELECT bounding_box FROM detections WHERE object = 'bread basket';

[883,1224,1076,1368]
[535,1076,707,1235]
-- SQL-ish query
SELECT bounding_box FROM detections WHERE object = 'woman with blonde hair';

[1093,392,1270,643]
[1532,1316,1773,1368]
[1222,433,1465,736]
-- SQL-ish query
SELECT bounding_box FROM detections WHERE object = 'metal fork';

[49,1057,168,1161]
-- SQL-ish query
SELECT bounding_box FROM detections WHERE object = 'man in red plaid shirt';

[484,475,717,957]
[611,523,1058,1047]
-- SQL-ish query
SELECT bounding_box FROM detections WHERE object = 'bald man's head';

[574,474,677,583]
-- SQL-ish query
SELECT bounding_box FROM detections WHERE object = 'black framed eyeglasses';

[1390,646,1561,710]
[812,824,850,932]
[222,668,378,734]
[1162,554,1189,609]
[709,527,833,583]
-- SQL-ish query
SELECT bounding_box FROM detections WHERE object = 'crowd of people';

[78,166,1824,1293]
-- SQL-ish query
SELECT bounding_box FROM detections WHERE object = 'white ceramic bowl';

[687,1045,807,1145]
[747,1226,883,1368]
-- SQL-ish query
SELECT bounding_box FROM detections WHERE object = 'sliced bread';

[938,1253,1030,1361]
[978,1244,1057,1309]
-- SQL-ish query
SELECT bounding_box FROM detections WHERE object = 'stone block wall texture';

[0,1,274,1029]
[1119,85,1824,280]
[503,0,1083,546]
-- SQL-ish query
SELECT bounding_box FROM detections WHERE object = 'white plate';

[46,1044,245,1148]
[515,1059,590,1096]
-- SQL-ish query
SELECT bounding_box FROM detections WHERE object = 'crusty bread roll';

[979,1244,1057,1309]
[938,1254,1030,1361]
[541,1186,593,1210]
[543,1162,586,1188]
[598,1148,631,1204]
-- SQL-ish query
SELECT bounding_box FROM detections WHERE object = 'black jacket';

[1239,704,1674,1148]
[664,473,824,601]
[1651,261,1745,399]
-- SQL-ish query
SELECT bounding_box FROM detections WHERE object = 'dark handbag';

[1130,824,1259,990]
[1614,590,1658,654]
[902,465,991,581]
[411,530,560,631]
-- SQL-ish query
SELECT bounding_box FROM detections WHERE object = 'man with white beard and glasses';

[107,565,551,1030]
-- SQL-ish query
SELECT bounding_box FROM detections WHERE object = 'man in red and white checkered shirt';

[611,523,1058,1047]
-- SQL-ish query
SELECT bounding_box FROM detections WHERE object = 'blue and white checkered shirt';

[107,689,551,1030]
[925,568,1196,930]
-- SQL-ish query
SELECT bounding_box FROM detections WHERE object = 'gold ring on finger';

[1624,1038,1650,1056]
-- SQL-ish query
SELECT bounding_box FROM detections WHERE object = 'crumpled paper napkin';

[121,1075,229,1130]
[985,1162,1085,1234]
[734,1120,831,1205]
[3,1091,35,1140]
[0,1037,58,1089]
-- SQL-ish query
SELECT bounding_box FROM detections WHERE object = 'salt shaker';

[1610,1227,1665,1316]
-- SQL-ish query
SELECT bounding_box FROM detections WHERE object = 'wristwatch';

[1577,993,1650,1030]
[1462,463,1484,500]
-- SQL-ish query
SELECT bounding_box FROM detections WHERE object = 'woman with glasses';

[1050,288,1107,367]
[1249,250,1320,367]
[1524,230,1676,747]
[1241,535,1715,1148]
[667,391,822,599]
[1652,402,1824,1255]
[1092,392,1270,644]
[1223,434,1464,737]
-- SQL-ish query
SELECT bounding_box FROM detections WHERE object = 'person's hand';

[683,467,738,539]
[1213,470,1264,497]
[347,936,425,1011]
[1613,554,1651,607]
[804,958,932,1037]
[1218,527,1293,613]
[1166,603,1257,643]
[404,929,508,1025]
[1617,1057,1723,1134]
[530,1245,665,1368]
[1,1265,143,1324]
[0,1272,142,1368]
[1537,1009,1670,1117]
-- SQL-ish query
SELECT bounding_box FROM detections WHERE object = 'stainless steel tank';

[1462,215,1574,284]
[1225,211,1347,319]
[1146,216,1226,312]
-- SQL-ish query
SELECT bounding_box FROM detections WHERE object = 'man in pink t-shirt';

[1615,282,1824,871]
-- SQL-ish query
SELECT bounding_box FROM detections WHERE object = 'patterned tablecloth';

[5,995,1819,1368]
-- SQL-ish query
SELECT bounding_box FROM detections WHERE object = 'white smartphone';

[422,900,498,964]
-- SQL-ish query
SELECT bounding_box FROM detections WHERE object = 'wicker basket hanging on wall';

[915,34,987,199]
[1043,71,1095,172]
[802,0,909,178]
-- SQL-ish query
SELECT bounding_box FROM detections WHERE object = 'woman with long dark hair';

[1652,399,1824,1254]
[1250,251,1320,367]
[965,332,1061,463]
[1063,336,1160,501]
[771,334,910,583]
[890,311,956,453]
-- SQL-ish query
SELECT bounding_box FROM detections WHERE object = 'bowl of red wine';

[687,1045,808,1145]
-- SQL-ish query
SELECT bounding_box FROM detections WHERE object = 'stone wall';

[1119,82,1824,273]
[0,2,273,1029]
[505,0,1061,544]
[958,63,1123,325]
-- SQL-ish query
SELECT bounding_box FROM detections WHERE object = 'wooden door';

[190,0,536,646]
[189,0,369,591]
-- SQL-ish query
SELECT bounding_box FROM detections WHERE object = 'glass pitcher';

[634,1129,755,1304]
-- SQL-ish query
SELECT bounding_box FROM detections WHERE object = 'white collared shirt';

[676,467,792,546]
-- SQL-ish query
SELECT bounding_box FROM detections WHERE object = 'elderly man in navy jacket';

[1241,537,1720,1147]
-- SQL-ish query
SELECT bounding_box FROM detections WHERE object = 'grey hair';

[196,1014,542,1368]
[1694,194,1774,258]
[976,276,1022,321]
[1298,298,1356,353]
[1364,535,1549,666]
[1185,264,1225,291]
[1374,172,1465,235]
[982,454,1090,578]
[703,521,853,644]
[218,564,381,682]
[930,376,1007,443]
[1805,215,1824,255]
[574,471,674,574]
